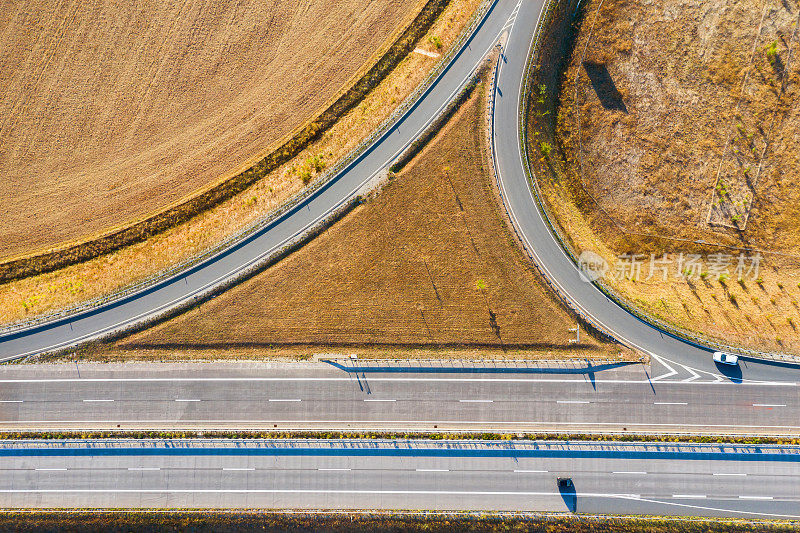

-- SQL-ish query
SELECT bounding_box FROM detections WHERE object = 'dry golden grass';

[0,0,425,260]
[99,84,622,362]
[0,0,483,326]
[536,0,800,353]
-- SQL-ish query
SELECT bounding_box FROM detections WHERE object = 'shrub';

[428,35,443,49]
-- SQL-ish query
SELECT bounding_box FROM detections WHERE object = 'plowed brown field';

[0,0,423,260]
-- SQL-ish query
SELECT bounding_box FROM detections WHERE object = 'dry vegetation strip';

[528,0,800,354]
[0,0,428,269]
[96,81,621,362]
[0,0,483,326]
[0,512,791,533]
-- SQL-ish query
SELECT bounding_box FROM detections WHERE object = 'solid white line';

[35,468,66,471]
[513,469,548,473]
[128,467,160,471]
[364,399,396,402]
[3,420,800,430]
[416,469,449,472]
[0,400,22,403]
[0,489,656,499]
[458,400,493,403]
[612,471,646,475]
[318,468,351,472]
[753,404,786,407]
[654,402,687,405]
[83,399,113,403]
[673,494,706,499]
[175,399,200,402]
[0,376,792,386]
[557,400,590,404]
[269,399,302,402]
[713,473,746,476]
[222,468,255,471]
[739,495,773,500]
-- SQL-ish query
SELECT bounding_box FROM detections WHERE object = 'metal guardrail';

[512,1,800,363]
[0,0,497,339]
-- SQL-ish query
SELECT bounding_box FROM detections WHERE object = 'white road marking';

[416,469,449,472]
[35,468,66,471]
[269,399,302,402]
[680,364,701,382]
[618,494,800,518]
[739,495,773,500]
[513,469,548,473]
[175,399,200,402]
[318,468,351,471]
[673,494,706,499]
[753,404,786,407]
[458,400,493,403]
[0,401,22,403]
[3,420,800,431]
[222,468,255,471]
[0,376,792,386]
[557,400,590,404]
[364,399,396,402]
[650,354,678,381]
[82,399,113,403]
[713,473,746,476]
[612,471,646,475]
[128,467,160,471]
[654,402,687,405]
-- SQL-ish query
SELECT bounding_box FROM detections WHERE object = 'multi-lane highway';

[2,439,798,518]
[1,0,799,516]
[0,360,797,435]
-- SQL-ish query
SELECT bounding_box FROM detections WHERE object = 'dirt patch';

[0,0,424,261]
[98,81,622,361]
[533,0,800,354]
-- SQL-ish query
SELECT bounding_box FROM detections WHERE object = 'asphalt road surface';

[1,439,798,517]
[0,361,798,435]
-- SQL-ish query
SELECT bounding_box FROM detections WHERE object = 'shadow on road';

[322,359,636,376]
[739,356,800,371]
[714,361,743,383]
[558,481,577,512]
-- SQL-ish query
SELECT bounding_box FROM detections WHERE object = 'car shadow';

[714,361,743,383]
[558,482,577,512]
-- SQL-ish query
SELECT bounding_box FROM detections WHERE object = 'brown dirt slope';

[0,0,422,260]
[535,0,800,354]
[109,84,618,360]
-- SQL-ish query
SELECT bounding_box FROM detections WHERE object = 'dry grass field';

[94,84,621,362]
[0,0,482,327]
[0,0,424,260]
[535,0,800,353]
